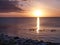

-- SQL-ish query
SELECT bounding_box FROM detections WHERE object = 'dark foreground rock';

[0,33,60,45]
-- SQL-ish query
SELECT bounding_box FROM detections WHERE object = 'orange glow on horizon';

[33,10,42,17]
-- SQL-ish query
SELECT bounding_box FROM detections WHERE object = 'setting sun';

[33,10,42,17]
[32,9,43,17]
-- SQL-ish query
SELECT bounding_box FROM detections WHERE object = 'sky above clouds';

[0,0,60,17]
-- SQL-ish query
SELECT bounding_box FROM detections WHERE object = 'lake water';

[0,17,60,43]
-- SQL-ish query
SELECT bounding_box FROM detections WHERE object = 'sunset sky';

[0,0,60,17]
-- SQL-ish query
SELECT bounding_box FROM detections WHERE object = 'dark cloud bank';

[0,0,23,13]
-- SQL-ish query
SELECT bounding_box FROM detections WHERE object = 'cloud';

[0,0,23,13]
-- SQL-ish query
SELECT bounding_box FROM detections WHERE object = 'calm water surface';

[0,17,60,43]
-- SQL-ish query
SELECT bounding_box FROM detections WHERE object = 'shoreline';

[0,33,60,45]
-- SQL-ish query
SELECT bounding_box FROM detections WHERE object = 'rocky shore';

[0,33,60,45]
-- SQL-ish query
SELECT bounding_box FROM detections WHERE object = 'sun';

[33,10,42,17]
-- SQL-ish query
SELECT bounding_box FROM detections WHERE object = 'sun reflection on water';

[36,17,40,33]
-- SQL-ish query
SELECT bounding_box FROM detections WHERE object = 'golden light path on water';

[36,17,40,33]
[32,9,42,33]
